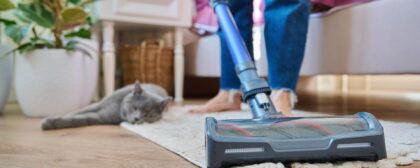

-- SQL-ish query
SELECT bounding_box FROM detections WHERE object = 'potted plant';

[0,0,99,117]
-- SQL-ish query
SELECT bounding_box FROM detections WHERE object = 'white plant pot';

[15,46,99,117]
[0,45,14,113]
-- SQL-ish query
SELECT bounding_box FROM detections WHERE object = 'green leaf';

[64,28,91,39]
[3,42,32,56]
[0,0,15,12]
[30,37,55,48]
[17,3,55,28]
[5,24,31,44]
[61,7,88,24]
[79,0,99,7]
[5,38,56,56]
[65,39,78,50]
[19,43,37,53]
[13,11,31,23]
[68,0,81,5]
[86,16,94,26]
[0,17,16,26]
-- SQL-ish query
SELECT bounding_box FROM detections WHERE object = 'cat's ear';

[160,97,172,112]
[133,80,143,97]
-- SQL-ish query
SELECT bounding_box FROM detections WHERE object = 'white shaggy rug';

[121,106,420,168]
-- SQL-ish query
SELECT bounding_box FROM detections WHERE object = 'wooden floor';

[297,91,420,124]
[0,104,195,168]
[1,93,419,168]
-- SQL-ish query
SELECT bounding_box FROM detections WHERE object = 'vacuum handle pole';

[211,0,281,118]
[212,0,253,65]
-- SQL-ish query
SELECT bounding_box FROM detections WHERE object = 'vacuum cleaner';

[205,1,387,167]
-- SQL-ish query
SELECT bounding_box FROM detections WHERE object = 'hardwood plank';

[0,104,195,168]
[297,91,420,124]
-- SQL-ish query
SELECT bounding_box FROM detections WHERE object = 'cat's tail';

[41,113,111,130]
[41,117,62,130]
[41,102,105,130]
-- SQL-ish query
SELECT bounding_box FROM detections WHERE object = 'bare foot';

[270,90,296,116]
[189,91,242,113]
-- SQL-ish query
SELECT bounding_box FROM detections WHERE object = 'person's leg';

[219,0,254,91]
[264,0,310,115]
[190,0,254,113]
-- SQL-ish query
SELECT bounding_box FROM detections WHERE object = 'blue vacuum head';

[205,112,386,168]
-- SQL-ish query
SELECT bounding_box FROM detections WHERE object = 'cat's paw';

[134,120,146,125]
[41,117,57,130]
[145,116,162,123]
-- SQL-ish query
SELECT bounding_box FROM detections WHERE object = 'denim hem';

[220,88,241,91]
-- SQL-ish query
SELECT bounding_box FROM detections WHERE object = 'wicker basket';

[119,40,174,95]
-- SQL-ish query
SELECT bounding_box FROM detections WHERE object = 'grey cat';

[42,82,172,130]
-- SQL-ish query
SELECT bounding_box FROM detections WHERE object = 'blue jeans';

[219,0,310,91]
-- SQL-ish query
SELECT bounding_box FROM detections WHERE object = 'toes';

[188,107,207,113]
[187,109,197,113]
[268,113,292,118]
[188,104,241,113]
[281,111,294,117]
[189,109,204,113]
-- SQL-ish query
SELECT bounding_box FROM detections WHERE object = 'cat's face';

[121,83,171,124]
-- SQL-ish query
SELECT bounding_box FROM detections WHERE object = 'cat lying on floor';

[42,81,172,130]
